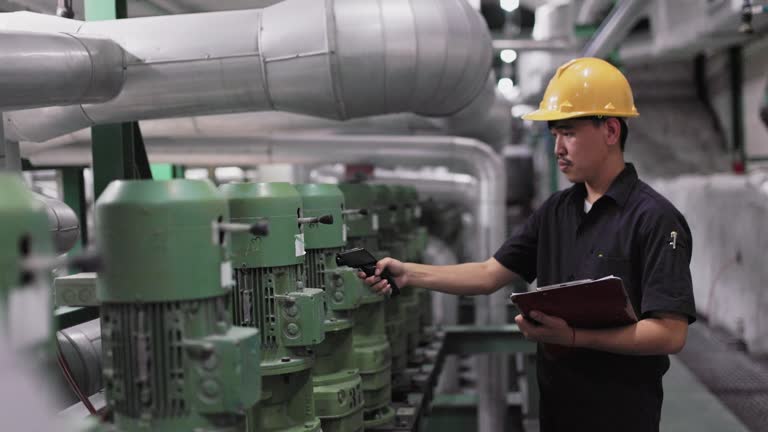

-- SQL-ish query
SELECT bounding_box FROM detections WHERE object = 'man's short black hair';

[548,116,629,152]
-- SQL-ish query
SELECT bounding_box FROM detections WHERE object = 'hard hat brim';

[521,109,640,121]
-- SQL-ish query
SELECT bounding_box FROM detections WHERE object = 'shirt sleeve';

[638,206,697,323]
[493,197,549,283]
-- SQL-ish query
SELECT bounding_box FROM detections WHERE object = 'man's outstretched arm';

[361,257,518,296]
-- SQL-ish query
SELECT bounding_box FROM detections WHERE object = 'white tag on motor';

[8,284,49,350]
[220,261,234,288]
[342,223,348,243]
[295,233,306,257]
[372,214,380,231]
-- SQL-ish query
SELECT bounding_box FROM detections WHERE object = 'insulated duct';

[24,74,511,156]
[1,0,492,143]
[0,30,124,111]
[33,193,81,254]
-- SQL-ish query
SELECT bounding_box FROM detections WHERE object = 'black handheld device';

[335,247,401,297]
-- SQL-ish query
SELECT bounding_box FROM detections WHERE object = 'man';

[361,57,696,432]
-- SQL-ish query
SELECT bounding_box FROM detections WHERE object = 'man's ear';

[604,117,621,147]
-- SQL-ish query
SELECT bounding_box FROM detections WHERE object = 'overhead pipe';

[0,30,124,111]
[33,193,81,254]
[1,0,492,143]
[576,0,615,26]
[26,133,509,432]
[582,0,647,58]
[24,74,510,156]
[493,37,577,51]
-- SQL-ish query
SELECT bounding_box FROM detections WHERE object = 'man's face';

[550,118,615,183]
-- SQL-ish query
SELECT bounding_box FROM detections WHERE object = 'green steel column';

[96,180,261,431]
[85,0,152,200]
[370,185,409,389]
[338,183,395,427]
[61,168,88,248]
[220,182,324,432]
[296,184,364,432]
[387,186,421,362]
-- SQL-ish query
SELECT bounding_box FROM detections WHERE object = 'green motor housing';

[338,183,396,427]
[0,174,56,385]
[378,185,420,370]
[404,186,433,336]
[96,179,261,431]
[220,182,324,432]
[296,184,365,432]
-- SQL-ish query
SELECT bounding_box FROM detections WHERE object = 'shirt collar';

[570,163,639,208]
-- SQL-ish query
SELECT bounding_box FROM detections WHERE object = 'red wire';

[57,349,97,415]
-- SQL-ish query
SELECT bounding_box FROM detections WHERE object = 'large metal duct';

[0,30,124,111]
[20,74,510,157]
[0,0,492,143]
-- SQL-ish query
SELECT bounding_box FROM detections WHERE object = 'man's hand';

[357,257,408,296]
[515,311,575,347]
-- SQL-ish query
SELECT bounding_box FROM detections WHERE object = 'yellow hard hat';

[522,57,639,121]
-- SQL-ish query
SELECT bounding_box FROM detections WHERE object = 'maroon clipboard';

[509,276,639,329]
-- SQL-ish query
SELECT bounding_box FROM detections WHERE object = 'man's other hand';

[515,311,575,347]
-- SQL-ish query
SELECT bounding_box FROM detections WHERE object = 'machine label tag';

[295,233,306,257]
[221,261,234,288]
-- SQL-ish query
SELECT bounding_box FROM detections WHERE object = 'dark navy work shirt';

[494,163,696,432]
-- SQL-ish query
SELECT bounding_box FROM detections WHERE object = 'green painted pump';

[0,173,56,378]
[366,185,409,390]
[403,186,433,338]
[337,183,396,428]
[296,184,365,432]
[389,185,422,359]
[0,174,109,432]
[220,182,325,432]
[96,179,261,431]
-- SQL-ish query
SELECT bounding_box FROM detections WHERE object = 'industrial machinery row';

[1,173,439,432]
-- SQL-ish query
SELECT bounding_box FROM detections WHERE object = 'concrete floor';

[662,357,750,431]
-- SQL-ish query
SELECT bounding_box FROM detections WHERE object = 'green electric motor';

[0,173,56,377]
[296,184,365,432]
[96,179,261,432]
[220,182,325,432]
[404,186,433,335]
[384,185,421,366]
[337,183,396,427]
[369,185,409,388]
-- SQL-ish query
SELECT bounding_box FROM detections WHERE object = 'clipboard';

[509,276,638,329]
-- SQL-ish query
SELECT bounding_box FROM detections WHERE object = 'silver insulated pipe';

[0,0,492,143]
[0,30,124,111]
